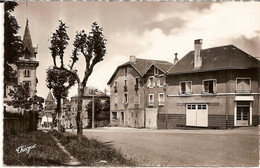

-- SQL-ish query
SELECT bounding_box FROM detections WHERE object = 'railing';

[158,101,165,106]
[148,102,154,106]
[179,91,192,95]
[235,90,251,93]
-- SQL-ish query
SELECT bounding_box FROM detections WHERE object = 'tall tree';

[4,2,23,81]
[47,20,76,131]
[69,22,107,134]
[7,83,44,115]
[48,21,107,134]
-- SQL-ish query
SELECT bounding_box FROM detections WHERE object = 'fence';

[4,111,38,134]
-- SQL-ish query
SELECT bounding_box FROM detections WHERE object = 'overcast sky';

[11,2,260,100]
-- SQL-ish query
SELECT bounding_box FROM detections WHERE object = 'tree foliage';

[4,2,23,81]
[7,83,44,113]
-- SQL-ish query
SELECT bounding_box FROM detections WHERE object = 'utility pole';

[92,89,96,129]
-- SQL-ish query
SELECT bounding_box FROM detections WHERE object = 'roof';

[71,87,109,98]
[23,19,35,57]
[107,58,173,84]
[168,45,260,75]
[46,91,55,102]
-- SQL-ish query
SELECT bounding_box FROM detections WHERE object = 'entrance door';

[236,102,250,126]
[186,104,208,127]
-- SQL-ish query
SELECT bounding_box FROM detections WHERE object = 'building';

[4,19,39,113]
[108,40,260,129]
[40,91,56,128]
[70,87,110,128]
[107,56,173,128]
[165,39,260,129]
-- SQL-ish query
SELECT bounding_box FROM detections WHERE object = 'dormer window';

[24,69,30,77]
[147,76,155,88]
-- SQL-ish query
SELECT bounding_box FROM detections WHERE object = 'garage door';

[186,104,208,127]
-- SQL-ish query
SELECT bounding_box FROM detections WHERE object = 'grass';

[4,131,69,166]
[48,130,135,166]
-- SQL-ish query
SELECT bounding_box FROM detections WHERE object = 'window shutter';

[153,77,156,87]
[157,77,160,86]
[147,78,150,87]
[213,80,217,93]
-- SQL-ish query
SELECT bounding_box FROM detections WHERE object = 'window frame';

[112,112,117,120]
[202,79,217,94]
[154,67,159,76]
[158,93,165,106]
[158,74,166,87]
[147,76,155,88]
[148,94,154,107]
[124,67,127,77]
[179,81,192,95]
[123,93,128,104]
[236,78,251,93]
[24,69,30,77]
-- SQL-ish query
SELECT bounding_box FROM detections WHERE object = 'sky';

[10,2,260,100]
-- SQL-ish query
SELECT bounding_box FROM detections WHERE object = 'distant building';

[40,91,56,128]
[70,87,110,128]
[108,40,260,129]
[4,19,39,114]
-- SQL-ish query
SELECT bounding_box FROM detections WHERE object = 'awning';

[235,96,254,101]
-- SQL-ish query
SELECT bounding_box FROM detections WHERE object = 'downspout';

[143,79,146,128]
[226,70,228,129]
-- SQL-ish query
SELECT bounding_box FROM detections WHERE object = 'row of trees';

[46,20,107,134]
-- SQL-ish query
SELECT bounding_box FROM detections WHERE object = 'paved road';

[69,127,259,167]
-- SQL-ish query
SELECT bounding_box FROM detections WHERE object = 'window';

[124,80,127,92]
[124,67,127,77]
[114,81,118,93]
[135,77,139,85]
[134,92,140,104]
[148,94,154,106]
[180,81,192,95]
[24,49,30,59]
[23,81,31,88]
[187,104,196,109]
[157,75,166,87]
[147,77,155,88]
[158,93,165,106]
[112,112,117,120]
[236,78,251,93]
[123,93,128,104]
[154,67,159,75]
[24,69,30,77]
[202,79,217,94]
[4,106,6,112]
[236,101,250,121]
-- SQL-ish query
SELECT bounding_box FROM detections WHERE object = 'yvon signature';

[16,144,36,154]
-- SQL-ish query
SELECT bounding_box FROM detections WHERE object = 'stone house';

[107,56,173,128]
[70,87,110,128]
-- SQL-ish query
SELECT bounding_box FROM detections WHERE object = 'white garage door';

[186,104,208,127]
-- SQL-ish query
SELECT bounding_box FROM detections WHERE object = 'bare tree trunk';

[77,83,84,135]
[57,97,62,131]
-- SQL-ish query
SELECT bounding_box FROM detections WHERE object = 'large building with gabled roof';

[164,40,260,129]
[107,56,174,128]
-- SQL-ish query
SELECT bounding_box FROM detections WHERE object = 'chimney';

[174,53,178,65]
[194,39,203,68]
[130,55,136,63]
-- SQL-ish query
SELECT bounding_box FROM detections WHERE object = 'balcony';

[179,91,192,95]
[148,102,154,107]
[134,84,139,92]
[124,86,128,92]
[158,101,165,106]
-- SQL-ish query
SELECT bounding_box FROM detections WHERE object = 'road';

[69,127,259,167]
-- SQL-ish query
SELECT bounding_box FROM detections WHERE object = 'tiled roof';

[45,91,55,102]
[168,45,260,74]
[107,58,173,84]
[23,19,34,57]
[71,87,109,98]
